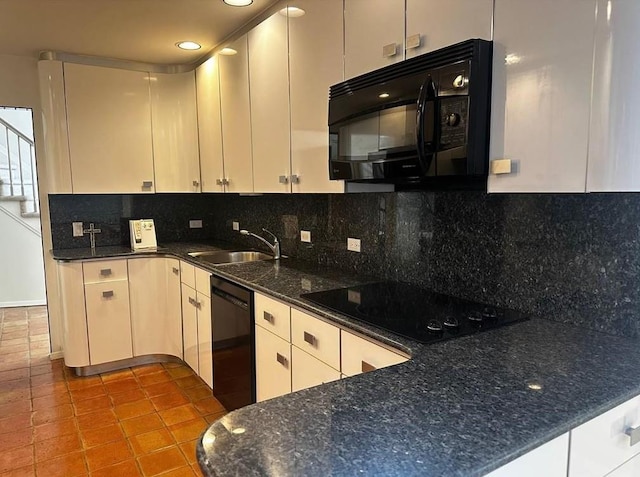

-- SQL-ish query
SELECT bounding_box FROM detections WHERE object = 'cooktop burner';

[300,281,528,344]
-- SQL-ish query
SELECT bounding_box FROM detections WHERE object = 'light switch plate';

[232,221,240,231]
[72,222,83,237]
[189,220,203,229]
[347,237,361,253]
[300,230,311,243]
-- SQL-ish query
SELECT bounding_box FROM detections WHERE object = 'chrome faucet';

[240,228,281,259]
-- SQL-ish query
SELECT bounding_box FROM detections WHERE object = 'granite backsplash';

[48,192,640,339]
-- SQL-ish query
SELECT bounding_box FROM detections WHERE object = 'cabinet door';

[219,35,254,193]
[288,0,344,193]
[341,331,407,377]
[197,293,213,389]
[64,63,154,194]
[196,56,225,193]
[344,0,405,79]
[84,280,133,365]
[291,309,340,370]
[165,259,183,359]
[255,325,291,402]
[151,71,201,193]
[291,346,340,392]
[587,0,640,191]
[254,292,291,341]
[57,262,89,367]
[181,283,199,373]
[485,433,569,477]
[607,452,640,477]
[249,12,291,193]
[405,0,493,59]
[488,0,596,193]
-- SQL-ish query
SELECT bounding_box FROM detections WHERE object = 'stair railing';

[0,117,38,215]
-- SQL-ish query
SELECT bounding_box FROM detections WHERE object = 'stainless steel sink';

[187,250,274,264]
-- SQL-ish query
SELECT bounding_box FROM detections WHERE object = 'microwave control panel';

[439,97,469,151]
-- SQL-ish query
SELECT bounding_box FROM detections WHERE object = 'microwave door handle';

[416,76,435,175]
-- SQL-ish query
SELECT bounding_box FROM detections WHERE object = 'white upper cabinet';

[488,0,596,193]
[587,0,640,192]
[64,63,155,194]
[405,0,493,59]
[288,0,345,193]
[196,56,225,193]
[344,0,405,79]
[219,35,254,193]
[150,71,200,193]
[249,12,291,193]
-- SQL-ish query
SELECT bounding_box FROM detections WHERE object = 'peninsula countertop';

[51,243,640,476]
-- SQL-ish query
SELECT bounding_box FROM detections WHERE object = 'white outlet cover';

[347,237,361,252]
[232,221,240,231]
[189,220,203,229]
[72,222,84,237]
[300,230,311,243]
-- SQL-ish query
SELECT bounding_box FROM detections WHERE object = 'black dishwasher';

[210,277,255,411]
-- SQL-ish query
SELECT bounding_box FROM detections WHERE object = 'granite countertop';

[51,243,640,476]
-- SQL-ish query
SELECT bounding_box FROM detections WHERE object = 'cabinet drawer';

[607,452,640,477]
[83,259,128,283]
[341,330,407,377]
[255,325,291,402]
[291,309,340,370]
[195,266,211,297]
[485,433,569,477]
[569,395,640,477]
[292,346,340,392]
[180,260,195,288]
[255,293,291,341]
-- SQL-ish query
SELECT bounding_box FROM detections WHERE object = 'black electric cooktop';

[301,281,528,345]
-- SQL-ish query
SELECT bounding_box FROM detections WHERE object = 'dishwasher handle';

[212,287,249,311]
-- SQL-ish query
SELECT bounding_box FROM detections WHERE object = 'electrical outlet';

[72,222,83,237]
[189,220,203,229]
[347,237,361,253]
[300,230,311,243]
[232,221,240,231]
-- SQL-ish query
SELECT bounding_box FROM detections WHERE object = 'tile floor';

[0,306,227,476]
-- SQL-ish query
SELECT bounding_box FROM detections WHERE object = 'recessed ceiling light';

[223,0,253,6]
[219,47,238,56]
[378,92,390,99]
[176,41,201,50]
[279,6,306,17]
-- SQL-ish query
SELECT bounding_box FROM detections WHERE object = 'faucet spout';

[240,228,281,259]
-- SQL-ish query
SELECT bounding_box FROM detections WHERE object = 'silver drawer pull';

[303,331,317,347]
[625,426,640,446]
[193,180,200,187]
[382,42,398,58]
[276,353,288,367]
[361,361,376,373]
[290,174,300,184]
[172,267,179,275]
[263,311,274,324]
[195,301,202,310]
[100,268,112,276]
[102,290,114,298]
[490,159,513,175]
[188,297,196,306]
[142,180,153,189]
[216,179,224,186]
[278,175,289,184]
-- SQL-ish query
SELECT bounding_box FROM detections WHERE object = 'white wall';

[0,54,60,353]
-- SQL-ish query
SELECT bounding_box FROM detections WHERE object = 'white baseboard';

[49,351,64,360]
[0,299,47,308]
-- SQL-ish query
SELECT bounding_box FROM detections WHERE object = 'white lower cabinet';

[291,346,340,392]
[255,324,291,402]
[485,433,569,477]
[607,453,640,477]
[341,330,407,377]
[57,262,89,367]
[182,283,199,373]
[197,294,213,389]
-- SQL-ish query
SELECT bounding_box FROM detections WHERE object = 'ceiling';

[0,0,280,65]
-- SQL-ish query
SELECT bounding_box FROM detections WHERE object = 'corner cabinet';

[63,63,155,194]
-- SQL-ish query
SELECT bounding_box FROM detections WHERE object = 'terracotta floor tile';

[32,402,74,425]
[0,387,30,405]
[132,364,166,376]
[81,423,125,448]
[35,432,82,462]
[203,412,226,424]
[76,409,118,432]
[121,413,164,437]
[129,428,175,456]
[144,381,181,398]
[85,439,133,472]
[166,367,194,380]
[191,463,204,477]
[150,392,190,412]
[138,371,172,387]
[0,377,29,393]
[0,343,29,354]
[0,397,31,415]
[0,445,33,473]
[32,391,71,410]
[192,397,224,416]
[0,427,32,450]
[0,411,32,431]
[90,459,142,477]
[158,466,198,477]
[34,451,87,477]
[103,377,139,395]
[0,464,36,477]
[66,375,103,391]
[34,417,78,442]
[70,383,107,402]
[173,376,203,390]
[178,439,198,464]
[110,388,147,406]
[31,381,68,398]
[182,386,212,402]
[30,371,65,387]
[101,369,135,383]
[159,405,201,427]
[137,447,187,476]
[167,419,208,444]
[115,399,156,420]
[0,337,28,346]
[73,394,113,415]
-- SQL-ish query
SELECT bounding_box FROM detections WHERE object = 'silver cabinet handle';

[263,311,274,324]
[626,426,640,446]
[188,297,196,306]
[278,175,289,184]
[172,267,179,275]
[102,290,114,298]
[361,361,376,373]
[303,331,317,347]
[192,180,200,187]
[406,34,421,50]
[222,178,229,185]
[216,179,224,186]
[490,159,513,175]
[100,268,112,276]
[382,43,398,58]
[142,181,153,189]
[276,353,288,367]
[195,301,202,310]
[290,174,300,184]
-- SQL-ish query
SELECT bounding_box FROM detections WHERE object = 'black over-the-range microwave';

[328,39,492,189]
